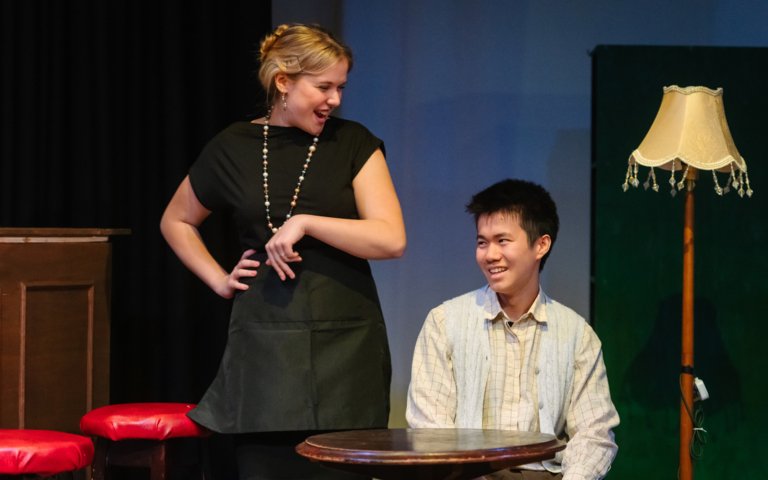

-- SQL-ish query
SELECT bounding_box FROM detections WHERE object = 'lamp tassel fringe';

[623,160,753,198]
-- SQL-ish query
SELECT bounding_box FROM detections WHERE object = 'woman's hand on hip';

[219,248,260,297]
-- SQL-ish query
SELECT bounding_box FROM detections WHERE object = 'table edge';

[296,434,565,466]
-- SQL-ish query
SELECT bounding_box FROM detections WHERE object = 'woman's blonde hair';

[258,24,353,105]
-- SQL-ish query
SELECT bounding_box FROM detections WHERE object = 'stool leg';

[91,437,109,480]
[198,438,211,480]
[149,442,167,480]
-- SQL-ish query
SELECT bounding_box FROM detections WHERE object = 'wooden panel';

[0,235,113,432]
[1,266,23,427]
[23,283,92,431]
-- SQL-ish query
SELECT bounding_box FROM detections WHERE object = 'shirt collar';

[481,285,550,324]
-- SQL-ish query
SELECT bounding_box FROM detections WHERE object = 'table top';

[0,227,131,243]
[296,428,565,480]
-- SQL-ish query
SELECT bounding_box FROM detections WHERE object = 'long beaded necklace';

[261,109,319,234]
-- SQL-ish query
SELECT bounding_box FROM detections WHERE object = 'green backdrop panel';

[592,46,768,479]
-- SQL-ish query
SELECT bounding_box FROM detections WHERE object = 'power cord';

[679,373,708,462]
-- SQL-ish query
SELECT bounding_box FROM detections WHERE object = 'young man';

[406,179,619,480]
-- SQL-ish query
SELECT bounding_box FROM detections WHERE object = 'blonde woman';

[161,23,405,479]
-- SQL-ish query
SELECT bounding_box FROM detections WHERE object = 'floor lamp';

[622,85,753,480]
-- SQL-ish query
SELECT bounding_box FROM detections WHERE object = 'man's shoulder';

[434,286,489,315]
[540,292,587,323]
[544,297,586,321]
[426,287,491,335]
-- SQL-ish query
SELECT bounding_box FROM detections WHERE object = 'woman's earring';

[281,93,287,111]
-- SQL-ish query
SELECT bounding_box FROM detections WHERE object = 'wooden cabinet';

[0,228,128,433]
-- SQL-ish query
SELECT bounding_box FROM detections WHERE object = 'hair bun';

[259,24,291,61]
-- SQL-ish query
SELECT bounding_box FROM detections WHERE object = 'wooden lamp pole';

[679,173,697,480]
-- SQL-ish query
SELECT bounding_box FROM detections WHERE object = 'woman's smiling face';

[275,59,348,136]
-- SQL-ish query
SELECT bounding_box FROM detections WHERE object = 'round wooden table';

[296,428,565,480]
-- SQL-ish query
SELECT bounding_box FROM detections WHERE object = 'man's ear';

[534,234,552,260]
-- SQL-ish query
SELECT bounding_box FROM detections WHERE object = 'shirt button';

[535,367,540,375]
[539,402,544,410]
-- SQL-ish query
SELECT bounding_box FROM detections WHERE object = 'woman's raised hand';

[264,216,305,281]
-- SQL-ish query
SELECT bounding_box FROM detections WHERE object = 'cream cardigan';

[443,287,585,471]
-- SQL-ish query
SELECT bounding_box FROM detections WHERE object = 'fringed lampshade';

[623,85,753,197]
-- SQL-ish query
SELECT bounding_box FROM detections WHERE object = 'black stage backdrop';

[1,1,271,476]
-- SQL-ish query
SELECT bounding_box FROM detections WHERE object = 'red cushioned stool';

[0,429,94,479]
[79,403,210,480]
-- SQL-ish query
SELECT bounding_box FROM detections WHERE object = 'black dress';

[187,117,392,433]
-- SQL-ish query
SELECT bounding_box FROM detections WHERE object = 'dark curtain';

[1,1,272,476]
